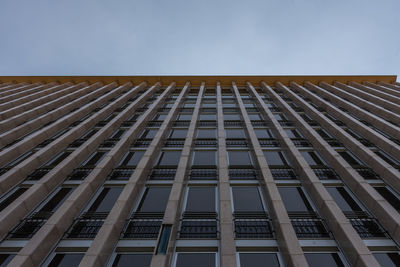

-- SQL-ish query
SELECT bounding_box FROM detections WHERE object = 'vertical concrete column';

[318,82,400,125]
[150,83,205,267]
[274,82,400,243]
[0,82,81,116]
[0,83,42,99]
[364,81,400,99]
[301,82,400,159]
[216,82,238,267]
[79,82,190,267]
[0,83,53,103]
[232,82,308,267]
[8,82,172,267]
[346,82,400,106]
[297,83,400,193]
[378,82,400,91]
[255,83,379,267]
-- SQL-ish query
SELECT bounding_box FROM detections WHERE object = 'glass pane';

[374,187,400,212]
[48,253,84,267]
[111,254,152,267]
[82,151,106,166]
[197,129,216,139]
[338,151,362,166]
[0,188,28,212]
[285,129,303,138]
[199,114,216,121]
[373,253,400,267]
[158,151,182,166]
[239,253,280,267]
[170,130,188,139]
[178,114,192,121]
[186,187,215,212]
[141,130,158,139]
[305,253,345,267]
[192,151,216,166]
[226,129,246,139]
[109,129,126,139]
[39,188,73,213]
[119,151,145,167]
[0,254,15,267]
[248,114,262,121]
[278,187,313,212]
[87,187,123,213]
[224,114,241,120]
[137,187,171,213]
[263,151,288,166]
[176,253,215,267]
[44,151,71,167]
[228,151,252,166]
[300,151,325,166]
[232,187,264,212]
[254,129,274,139]
[326,187,362,212]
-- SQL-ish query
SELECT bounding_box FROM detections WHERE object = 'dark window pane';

[254,129,274,139]
[87,187,123,213]
[224,114,241,120]
[0,188,27,212]
[338,151,362,166]
[137,187,171,213]
[81,151,106,166]
[301,151,325,166]
[274,114,287,121]
[228,151,252,166]
[186,187,215,212]
[48,253,84,267]
[170,130,188,139]
[232,187,264,212]
[141,130,158,139]
[316,129,333,139]
[109,129,126,139]
[197,129,216,139]
[285,129,303,138]
[44,151,71,167]
[374,151,399,166]
[178,114,192,121]
[192,151,216,166]
[278,187,313,212]
[157,151,181,166]
[326,187,362,212]
[111,254,152,267]
[0,254,15,267]
[305,253,345,267]
[263,151,288,166]
[199,114,216,121]
[226,129,246,139]
[373,253,400,267]
[119,151,145,167]
[248,114,262,121]
[239,253,280,267]
[176,253,215,267]
[374,187,400,212]
[39,188,73,213]
[155,114,167,121]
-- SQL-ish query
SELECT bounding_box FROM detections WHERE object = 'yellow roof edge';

[0,75,396,87]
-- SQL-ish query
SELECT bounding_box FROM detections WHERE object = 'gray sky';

[0,0,399,79]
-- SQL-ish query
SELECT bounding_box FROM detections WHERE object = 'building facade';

[0,75,399,267]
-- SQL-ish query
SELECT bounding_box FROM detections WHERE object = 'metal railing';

[67,168,93,181]
[259,139,279,147]
[149,168,177,180]
[65,212,108,239]
[288,212,330,238]
[270,168,298,180]
[179,212,219,239]
[233,212,273,239]
[8,211,53,239]
[229,169,257,180]
[121,212,163,239]
[312,167,339,180]
[190,169,217,180]
[108,168,134,180]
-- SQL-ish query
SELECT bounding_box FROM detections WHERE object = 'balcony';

[67,168,93,181]
[108,168,134,180]
[233,212,273,239]
[121,213,163,239]
[8,211,53,239]
[65,212,107,239]
[149,168,176,180]
[229,169,257,180]
[288,212,330,239]
[259,139,279,147]
[344,211,387,238]
[179,212,218,239]
[226,139,248,148]
[291,138,312,147]
[270,168,297,180]
[312,168,339,180]
[194,139,217,148]
[164,139,185,147]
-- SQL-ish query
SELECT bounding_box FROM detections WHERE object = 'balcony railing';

[312,167,339,180]
[67,168,93,181]
[108,168,134,180]
[27,168,52,181]
[344,211,387,238]
[131,139,151,148]
[233,212,273,239]
[259,139,279,147]
[291,138,312,147]
[65,212,108,239]
[226,139,248,147]
[194,139,217,148]
[149,168,176,180]
[190,169,217,180]
[229,169,257,180]
[8,211,53,239]
[121,213,163,239]
[288,212,330,239]
[164,139,185,147]
[225,121,243,127]
[270,168,298,180]
[179,212,218,239]
[355,168,380,180]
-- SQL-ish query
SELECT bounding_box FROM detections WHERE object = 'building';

[0,75,399,267]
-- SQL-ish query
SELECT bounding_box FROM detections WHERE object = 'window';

[374,151,399,166]
[81,151,106,167]
[199,114,216,121]
[254,129,274,139]
[185,187,215,213]
[137,187,171,213]
[338,151,363,166]
[274,113,287,121]
[175,253,216,267]
[157,151,181,166]
[373,252,400,267]
[278,187,313,213]
[141,129,158,139]
[170,129,188,139]
[47,253,84,267]
[239,253,280,267]
[301,151,325,166]
[316,128,333,139]
[263,151,289,166]
[87,187,123,213]
[326,187,362,212]
[228,151,253,166]
[197,129,216,139]
[43,151,71,167]
[39,188,73,213]
[0,254,15,266]
[305,253,345,267]
[285,129,303,138]
[111,254,152,267]
[202,103,216,108]
[248,114,263,121]
[109,129,126,139]
[224,114,241,120]
[192,151,216,166]
[178,114,192,121]
[232,187,264,212]
[119,151,145,167]
[154,114,167,121]
[374,187,400,212]
[226,129,246,139]
[0,188,27,212]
